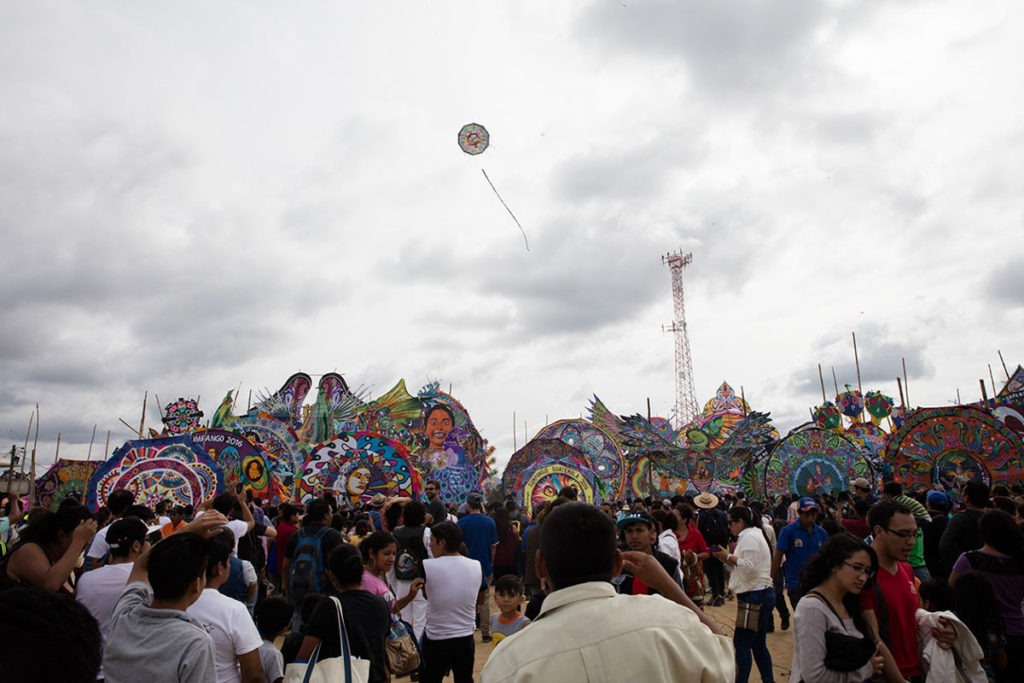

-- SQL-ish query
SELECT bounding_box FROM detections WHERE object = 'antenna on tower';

[662,251,699,428]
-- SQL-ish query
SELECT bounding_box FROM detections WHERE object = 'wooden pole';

[118,417,137,434]
[86,425,97,461]
[740,386,748,416]
[103,430,110,459]
[902,358,910,407]
[513,411,517,452]
[852,332,865,422]
[956,388,961,405]
[818,364,827,403]
[989,365,998,399]
[231,383,242,414]
[138,391,148,438]
[246,389,252,413]
[647,398,652,421]
[20,412,33,476]
[831,367,839,397]
[998,350,1010,380]
[28,404,39,502]
[896,377,906,408]
[54,431,62,462]
[980,379,988,403]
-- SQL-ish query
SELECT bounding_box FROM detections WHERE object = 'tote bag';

[284,596,371,683]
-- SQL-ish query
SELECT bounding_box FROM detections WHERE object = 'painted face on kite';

[347,467,371,497]
[425,408,453,449]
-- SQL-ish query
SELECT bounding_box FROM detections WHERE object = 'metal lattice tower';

[662,251,699,428]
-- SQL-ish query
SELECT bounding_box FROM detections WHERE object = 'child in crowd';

[255,596,293,683]
[490,575,530,644]
[280,593,326,664]
[918,578,954,613]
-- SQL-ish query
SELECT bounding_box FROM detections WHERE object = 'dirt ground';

[394,594,796,682]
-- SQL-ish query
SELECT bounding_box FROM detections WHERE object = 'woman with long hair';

[421,521,480,683]
[489,505,518,581]
[1,499,95,593]
[950,509,1024,681]
[675,504,709,607]
[790,534,887,682]
[711,505,776,683]
[359,531,424,616]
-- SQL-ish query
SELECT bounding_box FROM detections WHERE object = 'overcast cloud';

[2,1,1022,474]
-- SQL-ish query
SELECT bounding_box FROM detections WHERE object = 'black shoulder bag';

[805,590,877,672]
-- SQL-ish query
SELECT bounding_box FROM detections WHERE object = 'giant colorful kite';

[34,459,100,511]
[763,426,872,497]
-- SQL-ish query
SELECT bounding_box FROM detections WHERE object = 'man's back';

[481,581,734,683]
[187,588,263,683]
[458,513,498,575]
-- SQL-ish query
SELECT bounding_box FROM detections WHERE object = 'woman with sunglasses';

[791,534,898,682]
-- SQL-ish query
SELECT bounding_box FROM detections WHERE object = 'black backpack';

[393,526,427,581]
[698,508,729,546]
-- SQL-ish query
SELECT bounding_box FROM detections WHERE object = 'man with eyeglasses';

[424,480,447,525]
[862,500,956,683]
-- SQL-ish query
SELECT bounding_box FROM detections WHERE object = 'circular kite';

[34,459,100,511]
[87,435,224,511]
[762,427,872,497]
[161,397,204,435]
[191,428,280,502]
[519,456,598,518]
[458,123,489,155]
[532,420,625,498]
[885,406,1024,497]
[299,431,421,505]
[501,438,594,497]
[229,413,309,504]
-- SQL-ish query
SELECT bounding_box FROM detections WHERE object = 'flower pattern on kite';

[430,464,482,505]
[518,455,598,518]
[458,123,489,155]
[531,420,625,498]
[87,436,224,511]
[884,406,1024,498]
[299,431,421,505]
[228,413,308,504]
[502,438,594,498]
[763,427,871,498]
[34,459,100,511]
[161,397,204,435]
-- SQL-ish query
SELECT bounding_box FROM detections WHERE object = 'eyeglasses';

[843,561,875,577]
[883,527,916,539]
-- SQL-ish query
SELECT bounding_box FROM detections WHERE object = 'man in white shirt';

[77,516,150,674]
[187,529,264,683]
[85,488,136,570]
[482,502,733,683]
[196,491,255,557]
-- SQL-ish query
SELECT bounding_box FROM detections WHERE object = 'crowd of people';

[2,476,1024,682]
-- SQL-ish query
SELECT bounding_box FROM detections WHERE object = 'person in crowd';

[772,496,827,609]
[424,480,447,525]
[922,490,951,580]
[1,498,95,592]
[862,500,956,682]
[840,499,872,540]
[102,512,227,683]
[651,508,682,565]
[940,481,990,576]
[273,504,300,578]
[254,596,293,683]
[615,509,681,595]
[949,509,1024,680]
[197,491,257,557]
[421,521,482,683]
[490,504,519,581]
[76,516,150,676]
[391,503,430,640]
[482,501,732,682]
[952,572,1005,680]
[297,544,393,683]
[712,505,775,683]
[279,593,324,665]
[282,499,343,608]
[85,488,134,570]
[490,574,529,646]
[457,492,498,643]
[187,529,265,683]
[367,493,387,531]
[1,495,23,552]
[881,482,932,581]
[360,530,425,622]
[790,534,889,683]
[851,478,879,505]
[348,517,371,546]
[161,505,188,537]
[695,492,730,606]
[0,585,102,682]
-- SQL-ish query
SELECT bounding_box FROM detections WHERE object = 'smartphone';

[235,482,244,494]
[709,544,722,554]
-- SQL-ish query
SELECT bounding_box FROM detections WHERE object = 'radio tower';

[662,251,699,428]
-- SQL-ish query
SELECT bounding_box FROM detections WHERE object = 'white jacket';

[915,609,986,683]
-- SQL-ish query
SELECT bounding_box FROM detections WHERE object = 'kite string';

[481,169,530,252]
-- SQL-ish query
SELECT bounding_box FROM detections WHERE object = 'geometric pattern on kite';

[34,459,101,511]
[531,419,626,498]
[430,464,482,505]
[998,365,1024,403]
[501,438,593,500]
[298,431,421,505]
[87,435,224,511]
[762,427,871,498]
[161,397,204,435]
[884,406,1024,498]
[228,413,309,504]
[356,378,422,444]
[518,455,599,518]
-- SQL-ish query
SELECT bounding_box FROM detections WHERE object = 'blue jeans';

[734,587,775,683]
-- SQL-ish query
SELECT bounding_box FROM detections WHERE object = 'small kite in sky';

[457,122,529,251]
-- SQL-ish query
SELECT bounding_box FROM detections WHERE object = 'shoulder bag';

[284,596,371,683]
[805,590,876,672]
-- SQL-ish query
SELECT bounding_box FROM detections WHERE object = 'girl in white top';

[421,521,481,683]
[790,534,889,683]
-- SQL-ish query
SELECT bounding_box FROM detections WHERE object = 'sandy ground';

[393,594,796,682]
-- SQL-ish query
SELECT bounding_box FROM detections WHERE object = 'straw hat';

[693,492,719,509]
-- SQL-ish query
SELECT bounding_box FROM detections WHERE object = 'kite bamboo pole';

[998,350,1010,380]
[20,412,33,476]
[246,390,252,413]
[86,425,96,461]
[28,404,39,502]
[512,411,517,452]
[54,432,62,461]
[231,383,242,414]
[980,379,988,403]
[818,364,827,404]
[117,418,135,434]
[852,332,865,423]
[897,378,906,408]
[647,398,651,421]
[831,367,839,397]
[989,365,998,399]
[138,391,148,439]
[956,388,961,405]
[104,430,110,458]
[740,387,748,416]
[902,358,910,407]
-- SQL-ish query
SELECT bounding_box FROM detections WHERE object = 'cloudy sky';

[2,1,1022,475]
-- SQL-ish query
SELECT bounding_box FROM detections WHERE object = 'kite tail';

[481,169,530,251]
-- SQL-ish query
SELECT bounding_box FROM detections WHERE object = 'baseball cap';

[798,497,819,512]
[106,516,148,551]
[851,477,871,490]
[616,510,655,530]
[926,490,950,511]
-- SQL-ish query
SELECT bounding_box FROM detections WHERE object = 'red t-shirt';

[275,520,298,574]
[861,561,921,677]
[678,527,709,555]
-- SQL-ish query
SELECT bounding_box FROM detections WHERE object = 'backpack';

[219,556,248,603]
[698,508,729,546]
[288,527,330,604]
[393,526,427,581]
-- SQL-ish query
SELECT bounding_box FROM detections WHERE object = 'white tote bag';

[284,596,371,683]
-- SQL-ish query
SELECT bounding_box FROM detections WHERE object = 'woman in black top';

[297,543,391,683]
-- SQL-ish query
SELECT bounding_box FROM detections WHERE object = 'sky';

[2,1,1023,476]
